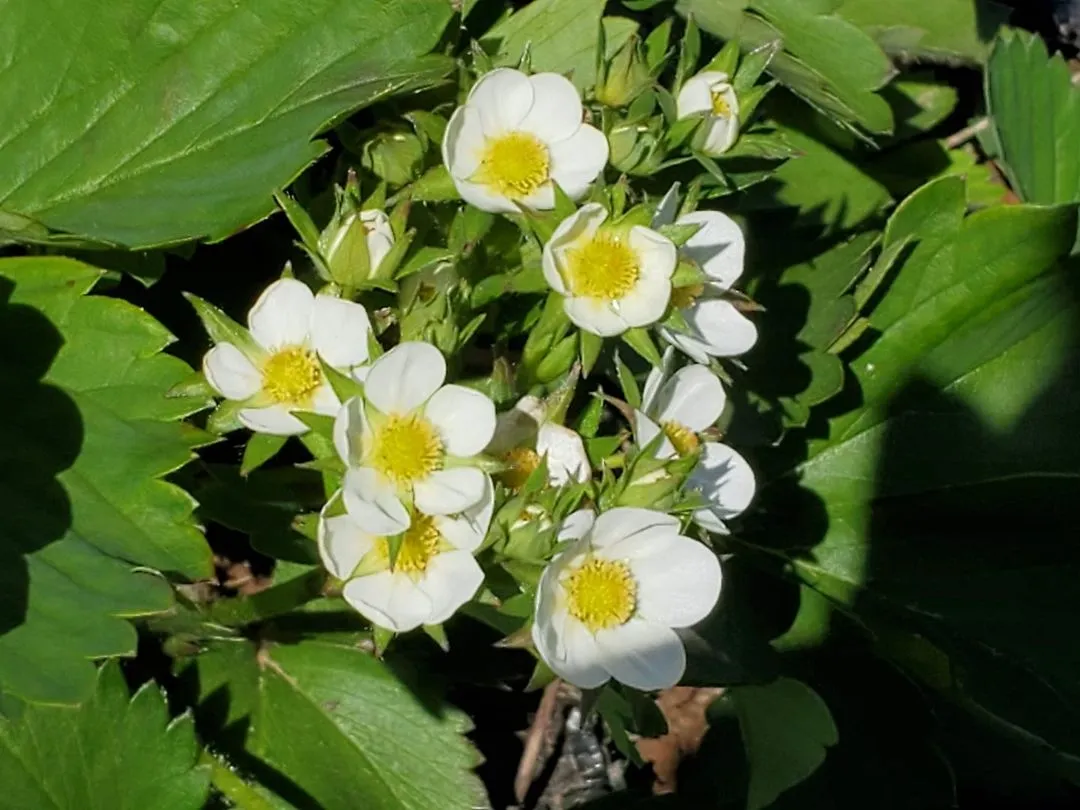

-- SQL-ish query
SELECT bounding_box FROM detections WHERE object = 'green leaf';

[777,179,1080,766]
[482,2,638,91]
[731,677,838,810]
[0,0,453,248]
[0,662,209,808]
[987,28,1080,211]
[0,257,211,704]
[184,639,486,810]
[676,0,894,135]
[838,0,1010,63]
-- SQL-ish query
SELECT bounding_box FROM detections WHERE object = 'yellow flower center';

[670,283,705,311]
[261,346,322,405]
[711,90,732,118]
[566,233,640,300]
[565,557,637,632]
[370,413,444,486]
[662,420,700,456]
[501,446,542,490]
[375,514,442,576]
[477,131,551,199]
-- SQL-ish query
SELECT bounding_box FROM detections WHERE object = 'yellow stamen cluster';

[566,234,640,300]
[662,421,700,456]
[565,557,637,632]
[477,131,551,199]
[261,346,322,405]
[501,446,542,490]
[375,515,442,575]
[370,413,444,486]
[711,91,732,118]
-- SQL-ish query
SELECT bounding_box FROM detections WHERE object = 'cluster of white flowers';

[199,66,757,692]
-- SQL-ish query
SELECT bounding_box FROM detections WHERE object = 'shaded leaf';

[0,257,210,704]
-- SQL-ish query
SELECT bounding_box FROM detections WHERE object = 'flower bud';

[596,35,652,108]
[676,70,741,156]
[319,207,395,288]
[361,129,424,187]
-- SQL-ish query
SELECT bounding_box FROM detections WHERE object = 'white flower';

[202,278,372,435]
[334,342,496,535]
[543,204,677,337]
[654,206,757,362]
[632,350,755,534]
[676,70,740,156]
[319,482,493,632]
[322,208,395,281]
[532,507,721,690]
[442,68,609,213]
[487,395,591,488]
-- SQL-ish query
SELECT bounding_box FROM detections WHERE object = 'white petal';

[612,267,671,329]
[364,342,446,415]
[413,467,486,516]
[343,572,432,632]
[532,609,610,689]
[640,346,676,414]
[310,295,372,370]
[685,298,758,357]
[536,423,590,485]
[688,442,756,519]
[654,364,726,432]
[595,620,685,690]
[545,203,608,278]
[203,343,261,400]
[424,384,497,457]
[342,467,411,535]
[443,105,486,180]
[678,210,745,289]
[676,74,714,119]
[548,125,609,200]
[702,115,738,155]
[420,551,485,625]
[558,510,596,543]
[630,537,722,627]
[455,177,519,214]
[658,325,712,364]
[632,410,676,460]
[466,67,534,132]
[519,72,585,142]
[651,183,681,229]
[692,508,729,535]
[309,381,340,418]
[591,507,680,548]
[434,475,494,551]
[333,396,367,465]
[516,182,556,212]
[248,278,315,351]
[629,226,678,280]
[564,297,628,337]
[238,405,308,435]
[317,498,374,580]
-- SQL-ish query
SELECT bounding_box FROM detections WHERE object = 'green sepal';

[579,330,604,377]
[241,433,287,476]
[704,38,740,77]
[620,326,663,367]
[423,623,450,652]
[184,292,263,360]
[614,350,642,409]
[274,191,322,257]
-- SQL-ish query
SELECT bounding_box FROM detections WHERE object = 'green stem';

[202,752,278,810]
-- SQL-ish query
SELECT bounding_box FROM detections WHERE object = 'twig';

[944,117,990,150]
[514,679,561,804]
